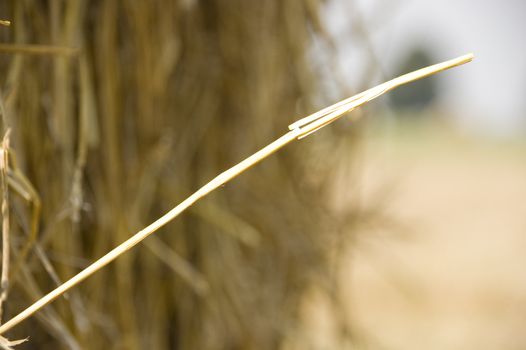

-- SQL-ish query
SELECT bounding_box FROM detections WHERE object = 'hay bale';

[0,1,354,348]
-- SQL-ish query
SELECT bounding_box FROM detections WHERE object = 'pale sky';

[325,0,526,136]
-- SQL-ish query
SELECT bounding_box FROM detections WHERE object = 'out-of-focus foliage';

[390,47,437,112]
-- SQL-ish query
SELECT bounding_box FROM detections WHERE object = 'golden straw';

[0,53,473,335]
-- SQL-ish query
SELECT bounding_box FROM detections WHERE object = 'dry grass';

[0,130,10,321]
[0,1,471,348]
[0,53,473,336]
[0,2,359,348]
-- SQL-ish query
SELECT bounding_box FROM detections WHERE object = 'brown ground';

[342,120,526,349]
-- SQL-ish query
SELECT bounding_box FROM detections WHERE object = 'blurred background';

[0,0,524,349]
[324,0,526,349]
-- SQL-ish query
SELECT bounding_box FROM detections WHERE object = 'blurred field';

[344,119,526,349]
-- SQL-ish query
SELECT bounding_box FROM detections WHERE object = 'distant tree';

[390,47,437,112]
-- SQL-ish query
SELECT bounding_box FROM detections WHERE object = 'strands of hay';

[0,130,10,322]
[0,1,472,348]
[1,47,472,341]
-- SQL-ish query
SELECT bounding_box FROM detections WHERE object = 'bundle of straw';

[0,1,472,348]
[0,1,354,348]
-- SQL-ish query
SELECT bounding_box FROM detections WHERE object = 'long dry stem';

[0,53,473,335]
[0,44,78,56]
[0,130,11,323]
